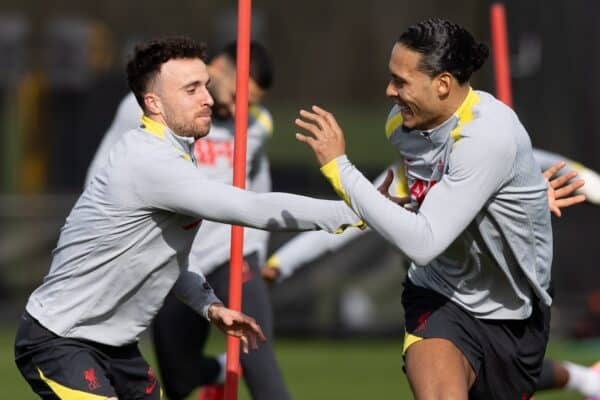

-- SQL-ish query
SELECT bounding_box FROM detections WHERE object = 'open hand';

[543,161,586,217]
[295,105,346,166]
[207,303,266,353]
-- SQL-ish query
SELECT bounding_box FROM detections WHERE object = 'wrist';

[206,302,225,322]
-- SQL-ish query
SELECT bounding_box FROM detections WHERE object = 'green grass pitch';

[2,324,597,399]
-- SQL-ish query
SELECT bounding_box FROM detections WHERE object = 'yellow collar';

[454,87,478,120]
[450,87,480,141]
[141,115,166,139]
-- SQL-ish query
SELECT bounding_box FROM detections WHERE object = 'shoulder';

[249,104,274,137]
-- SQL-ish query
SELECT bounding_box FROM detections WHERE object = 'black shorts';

[15,312,161,400]
[402,279,550,400]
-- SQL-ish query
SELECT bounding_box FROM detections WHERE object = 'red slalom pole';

[225,0,251,399]
[490,2,513,107]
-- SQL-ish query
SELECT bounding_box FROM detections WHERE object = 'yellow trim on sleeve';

[394,162,409,197]
[385,111,404,138]
[450,87,480,142]
[567,161,585,172]
[266,255,280,269]
[37,368,109,400]
[403,332,423,354]
[249,105,274,136]
[141,115,166,139]
[334,220,367,234]
[320,158,351,206]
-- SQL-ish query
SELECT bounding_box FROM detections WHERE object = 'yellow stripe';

[141,115,166,139]
[334,220,367,234]
[266,255,280,269]
[321,158,351,206]
[394,163,409,197]
[139,115,192,161]
[402,332,423,354]
[37,368,108,400]
[450,87,479,142]
[385,111,404,138]
[249,105,274,135]
[568,161,585,172]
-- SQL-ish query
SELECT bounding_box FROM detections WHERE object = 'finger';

[295,118,323,138]
[550,204,562,218]
[250,331,258,350]
[312,105,342,132]
[554,180,585,198]
[295,133,318,149]
[555,195,587,208]
[549,171,578,189]
[543,161,567,180]
[299,109,327,131]
[249,320,266,342]
[240,335,249,354]
[378,170,394,194]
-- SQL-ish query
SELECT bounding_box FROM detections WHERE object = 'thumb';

[378,170,394,195]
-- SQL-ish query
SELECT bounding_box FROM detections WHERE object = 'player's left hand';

[207,303,266,353]
[543,161,586,217]
[295,105,346,166]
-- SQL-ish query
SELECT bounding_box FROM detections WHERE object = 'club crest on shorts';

[83,368,101,390]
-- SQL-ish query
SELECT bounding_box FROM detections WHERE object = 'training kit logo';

[410,179,438,205]
[414,311,432,333]
[194,139,234,167]
[145,367,158,395]
[83,368,102,390]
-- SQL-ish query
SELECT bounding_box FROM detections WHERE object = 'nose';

[203,86,214,107]
[385,81,397,98]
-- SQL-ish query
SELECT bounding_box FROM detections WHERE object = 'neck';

[443,84,471,119]
[146,112,167,127]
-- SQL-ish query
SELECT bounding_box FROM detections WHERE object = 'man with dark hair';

[150,42,291,400]
[295,18,558,399]
[14,36,362,400]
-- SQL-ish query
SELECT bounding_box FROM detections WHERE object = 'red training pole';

[224,0,251,399]
[490,2,513,107]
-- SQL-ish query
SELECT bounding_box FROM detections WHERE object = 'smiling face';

[144,58,214,138]
[385,43,450,131]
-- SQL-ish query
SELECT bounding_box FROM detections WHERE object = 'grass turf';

[3,324,597,399]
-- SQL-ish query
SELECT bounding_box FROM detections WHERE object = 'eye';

[187,88,196,95]
[393,76,405,87]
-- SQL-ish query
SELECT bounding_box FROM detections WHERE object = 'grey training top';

[27,116,361,346]
[86,92,275,272]
[321,89,552,320]
[269,145,591,279]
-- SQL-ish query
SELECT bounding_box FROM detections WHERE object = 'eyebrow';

[180,78,210,90]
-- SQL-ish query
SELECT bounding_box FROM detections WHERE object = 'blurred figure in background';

[152,41,291,400]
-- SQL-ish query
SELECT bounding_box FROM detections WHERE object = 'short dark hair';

[398,18,489,84]
[126,36,208,112]
[219,41,274,90]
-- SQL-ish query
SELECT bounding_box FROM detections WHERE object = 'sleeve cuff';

[320,155,352,206]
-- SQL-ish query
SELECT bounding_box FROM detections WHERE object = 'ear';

[436,72,452,98]
[144,92,163,115]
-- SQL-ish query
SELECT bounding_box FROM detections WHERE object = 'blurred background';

[0,0,598,398]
